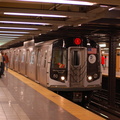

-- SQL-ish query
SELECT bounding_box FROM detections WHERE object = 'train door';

[39,47,48,86]
[18,50,21,73]
[19,50,22,74]
[14,49,19,72]
[9,51,11,68]
[10,50,14,69]
[25,49,30,76]
[13,50,16,70]
[9,49,14,69]
[16,52,19,72]
[7,51,10,68]
[19,49,26,75]
[68,47,87,87]
[28,50,36,80]
[36,50,41,83]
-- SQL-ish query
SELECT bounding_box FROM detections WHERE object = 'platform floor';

[102,67,120,78]
[0,69,105,120]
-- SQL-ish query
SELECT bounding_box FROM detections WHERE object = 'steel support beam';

[108,32,117,107]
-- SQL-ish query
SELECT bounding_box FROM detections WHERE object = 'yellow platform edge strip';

[8,69,106,120]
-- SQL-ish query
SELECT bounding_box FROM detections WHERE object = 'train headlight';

[61,76,65,81]
[87,76,92,82]
[93,74,98,79]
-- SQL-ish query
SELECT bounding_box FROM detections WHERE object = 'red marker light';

[74,38,82,45]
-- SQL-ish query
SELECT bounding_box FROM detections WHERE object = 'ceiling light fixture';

[0,39,14,41]
[4,12,67,18]
[99,43,106,47]
[17,0,96,6]
[0,36,19,38]
[108,7,116,11]
[58,25,64,28]
[0,34,23,36]
[100,5,109,8]
[0,27,38,30]
[0,21,51,25]
[0,43,8,46]
[0,31,29,34]
[78,24,82,26]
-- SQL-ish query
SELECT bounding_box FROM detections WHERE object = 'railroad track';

[87,89,120,120]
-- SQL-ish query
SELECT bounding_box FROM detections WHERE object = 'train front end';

[68,40,102,89]
[49,37,102,90]
[48,37,102,103]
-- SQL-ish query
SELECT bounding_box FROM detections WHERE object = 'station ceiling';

[0,0,120,49]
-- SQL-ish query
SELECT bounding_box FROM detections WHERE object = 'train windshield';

[51,48,67,69]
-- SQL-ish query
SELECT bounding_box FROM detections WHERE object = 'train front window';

[52,48,67,69]
[73,51,80,66]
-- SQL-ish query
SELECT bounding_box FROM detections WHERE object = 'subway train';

[4,37,102,103]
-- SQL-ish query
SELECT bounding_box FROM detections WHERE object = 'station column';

[108,31,117,107]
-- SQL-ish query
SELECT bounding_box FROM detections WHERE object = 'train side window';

[19,51,22,62]
[44,50,47,67]
[26,50,30,64]
[30,51,35,64]
[73,51,80,66]
[21,51,25,62]
[19,51,23,62]
[15,54,18,61]
[38,51,41,63]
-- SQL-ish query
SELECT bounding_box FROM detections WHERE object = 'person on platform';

[101,55,105,70]
[3,53,9,71]
[0,52,5,75]
[0,52,3,78]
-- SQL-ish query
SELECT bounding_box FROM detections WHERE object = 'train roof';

[35,39,58,47]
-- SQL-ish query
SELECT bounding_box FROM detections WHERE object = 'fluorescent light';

[103,48,109,50]
[17,0,96,6]
[78,24,82,26]
[0,31,29,34]
[109,7,116,11]
[108,7,120,11]
[0,43,7,46]
[0,27,38,30]
[4,12,67,18]
[0,36,19,38]
[99,43,106,47]
[58,25,64,28]
[0,39,14,41]
[0,21,51,25]
[0,34,23,36]
[102,51,105,54]
[100,5,109,8]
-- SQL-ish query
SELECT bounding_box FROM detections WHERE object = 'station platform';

[0,69,105,120]
[102,67,120,78]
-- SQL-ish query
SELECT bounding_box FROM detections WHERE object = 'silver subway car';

[6,37,102,103]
